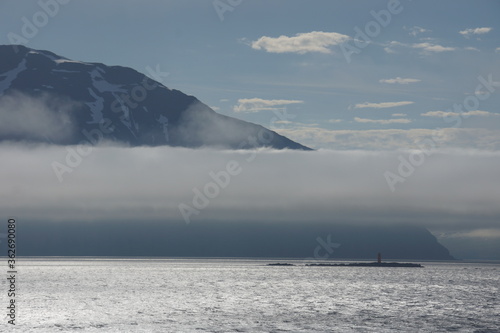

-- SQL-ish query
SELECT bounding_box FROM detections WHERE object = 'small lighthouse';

[377,252,382,264]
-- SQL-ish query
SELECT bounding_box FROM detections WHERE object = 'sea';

[5,258,499,332]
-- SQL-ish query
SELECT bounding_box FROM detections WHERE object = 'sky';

[1,0,500,259]
[1,0,499,150]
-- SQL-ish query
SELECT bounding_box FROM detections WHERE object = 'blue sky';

[2,0,500,149]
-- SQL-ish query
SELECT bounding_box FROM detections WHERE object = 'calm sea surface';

[6,258,500,332]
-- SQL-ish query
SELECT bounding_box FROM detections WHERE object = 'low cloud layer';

[0,92,78,143]
[2,144,499,238]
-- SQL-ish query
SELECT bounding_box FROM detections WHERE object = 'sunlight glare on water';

[10,258,500,332]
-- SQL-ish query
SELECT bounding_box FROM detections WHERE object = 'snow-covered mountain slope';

[0,45,311,150]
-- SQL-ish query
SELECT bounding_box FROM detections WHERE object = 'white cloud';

[0,92,78,143]
[275,127,500,151]
[412,43,455,53]
[233,98,303,113]
[270,120,318,132]
[379,77,421,84]
[383,41,403,54]
[354,101,414,109]
[465,47,480,52]
[384,46,397,54]
[406,26,431,37]
[327,119,343,123]
[274,120,293,125]
[421,110,500,118]
[251,31,350,54]
[496,47,500,53]
[459,27,492,38]
[2,144,500,238]
[444,229,500,239]
[354,117,411,125]
[392,113,407,117]
[384,41,455,54]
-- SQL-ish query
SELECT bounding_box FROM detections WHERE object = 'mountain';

[0,45,311,150]
[14,220,454,260]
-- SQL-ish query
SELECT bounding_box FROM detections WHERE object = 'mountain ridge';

[13,220,455,260]
[0,45,311,150]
